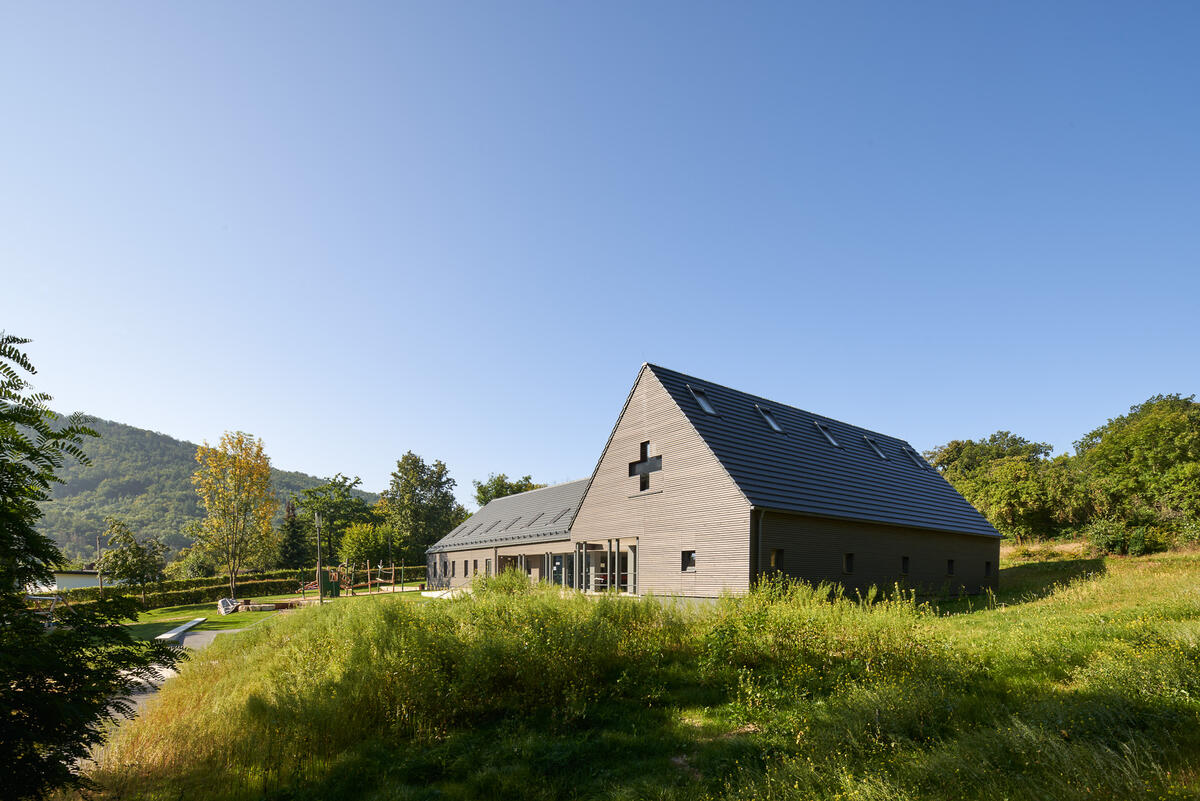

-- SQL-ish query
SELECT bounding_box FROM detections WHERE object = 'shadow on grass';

[997,557,1106,604]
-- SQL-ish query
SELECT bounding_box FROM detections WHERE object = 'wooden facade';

[427,364,1001,597]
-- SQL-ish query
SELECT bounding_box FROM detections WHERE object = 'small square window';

[770,548,784,571]
[901,555,909,575]
[681,550,696,572]
[843,553,854,574]
[947,559,955,576]
[687,385,718,415]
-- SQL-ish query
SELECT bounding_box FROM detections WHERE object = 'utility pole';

[315,512,324,605]
[96,533,104,600]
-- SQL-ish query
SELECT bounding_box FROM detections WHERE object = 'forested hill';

[41,416,377,563]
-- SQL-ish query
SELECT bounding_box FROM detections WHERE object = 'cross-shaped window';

[628,440,662,491]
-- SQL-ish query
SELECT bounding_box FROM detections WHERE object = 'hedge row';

[58,569,304,603]
[141,578,301,608]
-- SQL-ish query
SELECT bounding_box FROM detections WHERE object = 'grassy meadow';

[84,546,1200,800]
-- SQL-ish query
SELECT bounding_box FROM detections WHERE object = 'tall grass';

[88,555,1200,800]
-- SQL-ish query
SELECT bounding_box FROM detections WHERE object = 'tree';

[277,498,312,569]
[296,473,373,562]
[192,431,277,598]
[97,517,166,604]
[926,431,1059,541]
[339,522,389,567]
[472,472,547,507]
[1075,394,1200,523]
[0,334,178,799]
[381,451,468,563]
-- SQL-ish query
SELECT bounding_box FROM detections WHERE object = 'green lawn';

[126,587,429,640]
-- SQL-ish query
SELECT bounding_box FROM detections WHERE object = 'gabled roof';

[427,478,589,554]
[647,364,1000,538]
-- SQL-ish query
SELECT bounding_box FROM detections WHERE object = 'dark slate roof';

[648,364,1000,538]
[427,479,589,554]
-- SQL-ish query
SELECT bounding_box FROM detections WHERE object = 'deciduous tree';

[192,431,277,597]
[97,517,166,604]
[382,451,468,563]
[296,473,372,561]
[472,472,547,507]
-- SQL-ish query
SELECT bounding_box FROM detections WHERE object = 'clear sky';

[2,2,1197,509]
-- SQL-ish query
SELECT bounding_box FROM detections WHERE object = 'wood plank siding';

[758,511,1000,595]
[570,366,753,596]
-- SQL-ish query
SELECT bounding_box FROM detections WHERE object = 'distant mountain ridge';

[40,416,377,563]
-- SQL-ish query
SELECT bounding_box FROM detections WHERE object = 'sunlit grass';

[86,555,1200,800]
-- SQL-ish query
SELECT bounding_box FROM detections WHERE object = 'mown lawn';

[126,588,428,640]
[87,549,1200,801]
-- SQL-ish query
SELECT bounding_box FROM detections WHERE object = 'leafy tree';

[472,472,547,507]
[277,498,312,569]
[97,517,166,604]
[926,431,1058,541]
[0,334,179,799]
[339,522,389,567]
[192,431,277,597]
[296,473,373,562]
[382,451,468,563]
[1075,394,1200,523]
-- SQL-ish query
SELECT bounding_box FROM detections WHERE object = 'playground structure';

[297,562,425,600]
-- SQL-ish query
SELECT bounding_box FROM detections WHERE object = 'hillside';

[41,416,377,563]
[90,548,1200,800]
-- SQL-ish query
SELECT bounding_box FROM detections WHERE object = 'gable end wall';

[571,367,752,596]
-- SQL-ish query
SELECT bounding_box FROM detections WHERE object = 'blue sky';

[2,2,1197,508]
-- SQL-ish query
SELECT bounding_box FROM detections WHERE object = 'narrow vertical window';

[681,550,696,572]
[463,560,468,577]
[451,561,456,578]
[843,553,854,574]
[473,559,478,575]
[770,548,784,571]
[984,560,992,577]
[947,559,955,576]
[901,555,909,575]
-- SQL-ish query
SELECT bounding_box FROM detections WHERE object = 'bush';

[1087,518,1129,555]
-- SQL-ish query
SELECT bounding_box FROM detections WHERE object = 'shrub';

[1087,518,1129,555]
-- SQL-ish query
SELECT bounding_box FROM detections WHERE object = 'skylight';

[549,507,572,524]
[687,384,717,415]
[813,420,841,448]
[501,517,521,531]
[757,405,784,433]
[484,519,501,532]
[523,512,544,528]
[863,436,888,460]
[902,446,928,469]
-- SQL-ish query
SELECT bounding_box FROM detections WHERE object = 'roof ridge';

[644,363,907,443]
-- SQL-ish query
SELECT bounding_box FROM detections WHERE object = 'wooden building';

[428,364,1000,596]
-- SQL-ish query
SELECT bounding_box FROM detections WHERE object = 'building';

[427,364,1000,596]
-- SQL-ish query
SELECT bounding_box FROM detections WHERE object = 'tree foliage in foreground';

[472,472,547,507]
[192,431,277,597]
[0,334,179,800]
